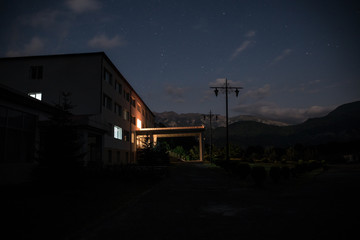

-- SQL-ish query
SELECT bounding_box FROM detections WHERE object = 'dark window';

[30,66,43,80]
[131,116,135,125]
[114,104,122,116]
[117,151,120,163]
[108,150,112,163]
[123,110,129,121]
[104,69,112,85]
[115,81,122,94]
[131,97,136,107]
[123,130,130,142]
[103,94,112,110]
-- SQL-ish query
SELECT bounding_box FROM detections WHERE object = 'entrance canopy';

[136,126,205,161]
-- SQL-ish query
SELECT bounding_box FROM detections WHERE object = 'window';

[30,66,43,80]
[137,103,141,113]
[131,132,135,143]
[123,110,129,121]
[115,81,122,94]
[117,151,121,163]
[125,92,130,102]
[103,94,112,110]
[131,97,136,107]
[131,116,135,125]
[114,125,122,140]
[28,92,42,101]
[108,150,112,163]
[137,119,142,129]
[114,103,122,116]
[123,130,130,142]
[104,69,112,85]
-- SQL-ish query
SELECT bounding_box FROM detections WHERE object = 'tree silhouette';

[37,92,84,182]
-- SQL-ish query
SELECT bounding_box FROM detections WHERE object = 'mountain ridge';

[154,111,289,128]
[154,101,360,147]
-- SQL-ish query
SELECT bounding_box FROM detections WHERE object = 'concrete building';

[0,52,155,167]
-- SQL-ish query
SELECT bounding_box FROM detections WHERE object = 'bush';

[269,166,281,183]
[251,166,267,187]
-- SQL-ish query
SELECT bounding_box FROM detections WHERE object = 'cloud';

[208,78,243,87]
[233,102,335,124]
[229,30,256,61]
[88,34,126,49]
[230,40,251,61]
[26,9,61,28]
[245,30,256,38]
[165,85,186,103]
[6,37,45,57]
[270,48,292,65]
[241,84,271,100]
[65,0,101,13]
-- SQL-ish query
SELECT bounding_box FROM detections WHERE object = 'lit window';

[114,125,122,140]
[28,93,42,101]
[137,119,142,129]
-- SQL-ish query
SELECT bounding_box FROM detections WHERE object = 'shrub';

[269,166,281,183]
[251,166,267,187]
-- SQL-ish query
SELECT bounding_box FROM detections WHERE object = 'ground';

[2,162,360,239]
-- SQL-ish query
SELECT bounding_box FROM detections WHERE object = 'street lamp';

[210,78,242,161]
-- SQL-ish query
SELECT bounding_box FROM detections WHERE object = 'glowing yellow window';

[137,119,142,129]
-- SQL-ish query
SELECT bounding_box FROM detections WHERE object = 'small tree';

[37,92,84,182]
[138,136,169,165]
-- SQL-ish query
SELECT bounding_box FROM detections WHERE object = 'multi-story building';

[0,52,155,167]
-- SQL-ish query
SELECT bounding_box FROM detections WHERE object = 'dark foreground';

[2,162,360,240]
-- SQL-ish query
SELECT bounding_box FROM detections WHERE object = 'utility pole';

[210,78,242,161]
[203,110,218,163]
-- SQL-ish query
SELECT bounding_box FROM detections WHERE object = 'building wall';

[0,53,103,115]
[100,56,155,164]
[0,52,155,165]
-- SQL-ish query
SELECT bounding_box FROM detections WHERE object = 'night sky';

[1,0,359,124]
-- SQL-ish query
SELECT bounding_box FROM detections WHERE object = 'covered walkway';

[136,126,205,161]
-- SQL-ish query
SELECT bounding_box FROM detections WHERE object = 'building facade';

[0,52,155,167]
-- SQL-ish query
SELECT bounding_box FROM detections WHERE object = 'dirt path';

[72,162,360,240]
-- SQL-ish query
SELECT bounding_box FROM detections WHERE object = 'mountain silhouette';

[211,101,360,147]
